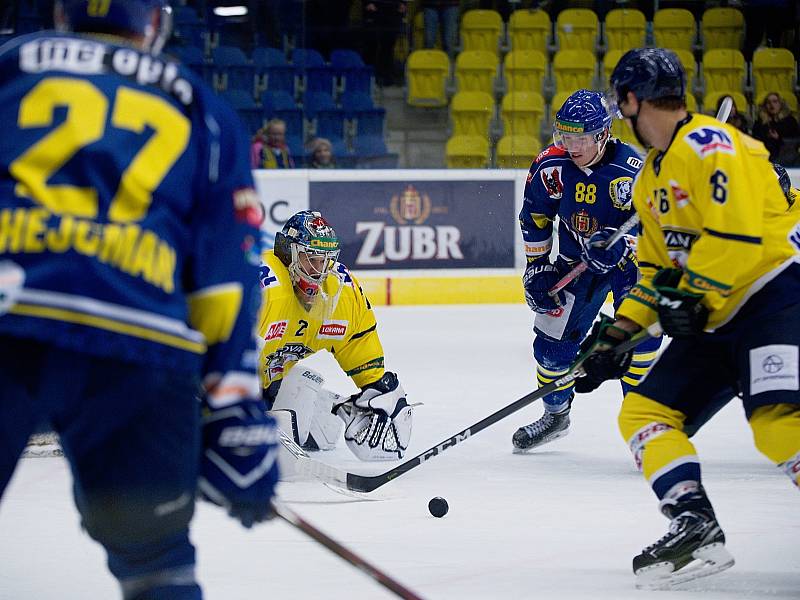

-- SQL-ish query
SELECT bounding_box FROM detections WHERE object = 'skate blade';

[635,543,735,590]
[511,429,569,454]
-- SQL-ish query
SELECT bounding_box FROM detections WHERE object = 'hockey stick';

[285,323,662,494]
[546,96,734,298]
[272,501,426,600]
[547,211,640,297]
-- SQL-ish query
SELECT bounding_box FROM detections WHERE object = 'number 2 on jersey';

[10,77,190,222]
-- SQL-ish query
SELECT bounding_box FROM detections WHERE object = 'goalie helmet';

[56,0,172,54]
[274,211,340,304]
[553,90,613,168]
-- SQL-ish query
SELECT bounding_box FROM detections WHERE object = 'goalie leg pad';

[307,391,344,450]
[270,367,325,445]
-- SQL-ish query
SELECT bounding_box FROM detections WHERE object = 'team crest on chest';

[608,176,634,210]
[570,209,599,237]
[540,166,564,199]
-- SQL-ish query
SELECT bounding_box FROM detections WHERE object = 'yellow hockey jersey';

[618,113,800,331]
[257,250,385,391]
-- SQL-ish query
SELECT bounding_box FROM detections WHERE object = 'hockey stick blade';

[344,323,662,493]
[716,96,733,124]
[548,211,641,297]
[272,501,426,600]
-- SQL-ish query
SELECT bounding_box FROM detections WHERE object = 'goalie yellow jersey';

[256,250,385,391]
[618,113,800,331]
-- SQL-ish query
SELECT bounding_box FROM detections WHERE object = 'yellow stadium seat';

[455,50,497,95]
[496,135,541,168]
[603,49,624,84]
[556,8,599,52]
[752,47,797,101]
[552,49,596,94]
[672,48,697,90]
[701,7,744,51]
[508,9,551,53]
[702,49,745,95]
[686,93,698,112]
[755,89,799,114]
[406,49,450,107]
[460,9,503,55]
[450,90,494,137]
[446,134,490,168]
[703,90,748,117]
[611,119,643,154]
[501,91,545,137]
[604,8,646,52]
[653,8,696,51]
[503,49,547,94]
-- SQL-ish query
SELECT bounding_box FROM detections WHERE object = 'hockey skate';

[634,494,734,590]
[512,406,570,453]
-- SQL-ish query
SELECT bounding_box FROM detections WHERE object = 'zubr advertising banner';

[309,179,515,269]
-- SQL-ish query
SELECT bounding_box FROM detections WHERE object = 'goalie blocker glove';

[334,371,413,461]
[653,268,709,338]
[199,397,279,528]
[574,314,634,393]
[581,227,632,274]
[523,261,566,313]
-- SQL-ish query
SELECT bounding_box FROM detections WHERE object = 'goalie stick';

[281,323,663,494]
[272,501,425,600]
[546,95,735,298]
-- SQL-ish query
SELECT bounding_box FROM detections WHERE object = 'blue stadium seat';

[253,47,296,97]
[172,6,206,49]
[340,92,375,114]
[220,90,263,134]
[291,48,326,69]
[212,45,255,93]
[261,90,298,113]
[353,135,388,157]
[173,45,211,82]
[315,109,348,144]
[304,66,336,96]
[330,49,366,69]
[353,108,386,137]
[302,92,336,118]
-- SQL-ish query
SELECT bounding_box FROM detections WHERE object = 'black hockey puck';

[428,496,449,518]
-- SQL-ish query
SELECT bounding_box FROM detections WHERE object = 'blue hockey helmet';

[274,211,340,303]
[608,48,686,108]
[553,90,613,167]
[57,0,172,54]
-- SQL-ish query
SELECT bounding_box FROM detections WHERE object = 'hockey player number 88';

[574,182,596,204]
[10,77,190,222]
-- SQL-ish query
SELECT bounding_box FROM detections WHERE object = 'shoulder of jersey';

[608,140,645,174]
[531,145,570,169]
[676,113,740,160]
[259,251,292,293]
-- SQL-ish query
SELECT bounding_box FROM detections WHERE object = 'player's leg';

[737,302,800,489]
[48,349,202,600]
[513,274,608,452]
[618,337,736,588]
[0,336,50,496]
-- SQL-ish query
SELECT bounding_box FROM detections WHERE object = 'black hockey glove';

[652,268,709,338]
[523,260,566,313]
[574,314,634,393]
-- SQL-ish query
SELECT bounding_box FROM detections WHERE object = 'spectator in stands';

[752,92,800,164]
[715,95,751,135]
[257,118,296,169]
[742,0,795,61]
[421,0,460,57]
[250,126,267,169]
[362,0,408,87]
[308,137,336,169]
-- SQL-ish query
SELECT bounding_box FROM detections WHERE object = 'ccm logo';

[318,321,347,338]
[265,320,287,341]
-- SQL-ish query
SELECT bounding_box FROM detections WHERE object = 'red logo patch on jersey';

[540,166,564,199]
[570,209,599,236]
[233,187,264,228]
[669,180,690,208]
[318,320,348,339]
[264,320,288,341]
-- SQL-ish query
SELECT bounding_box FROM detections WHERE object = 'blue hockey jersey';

[520,140,643,264]
[0,32,263,379]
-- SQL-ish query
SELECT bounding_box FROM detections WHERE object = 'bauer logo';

[264,320,288,341]
[309,180,514,269]
[685,127,734,157]
[318,320,348,339]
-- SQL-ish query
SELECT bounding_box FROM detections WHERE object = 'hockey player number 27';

[10,77,190,222]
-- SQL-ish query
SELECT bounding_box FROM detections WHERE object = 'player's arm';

[188,98,277,526]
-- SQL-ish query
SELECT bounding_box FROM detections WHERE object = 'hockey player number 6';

[11,77,190,221]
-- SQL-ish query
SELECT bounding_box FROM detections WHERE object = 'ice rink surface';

[1,304,798,600]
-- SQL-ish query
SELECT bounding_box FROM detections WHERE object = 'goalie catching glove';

[334,371,413,461]
[198,392,279,528]
[574,314,634,393]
